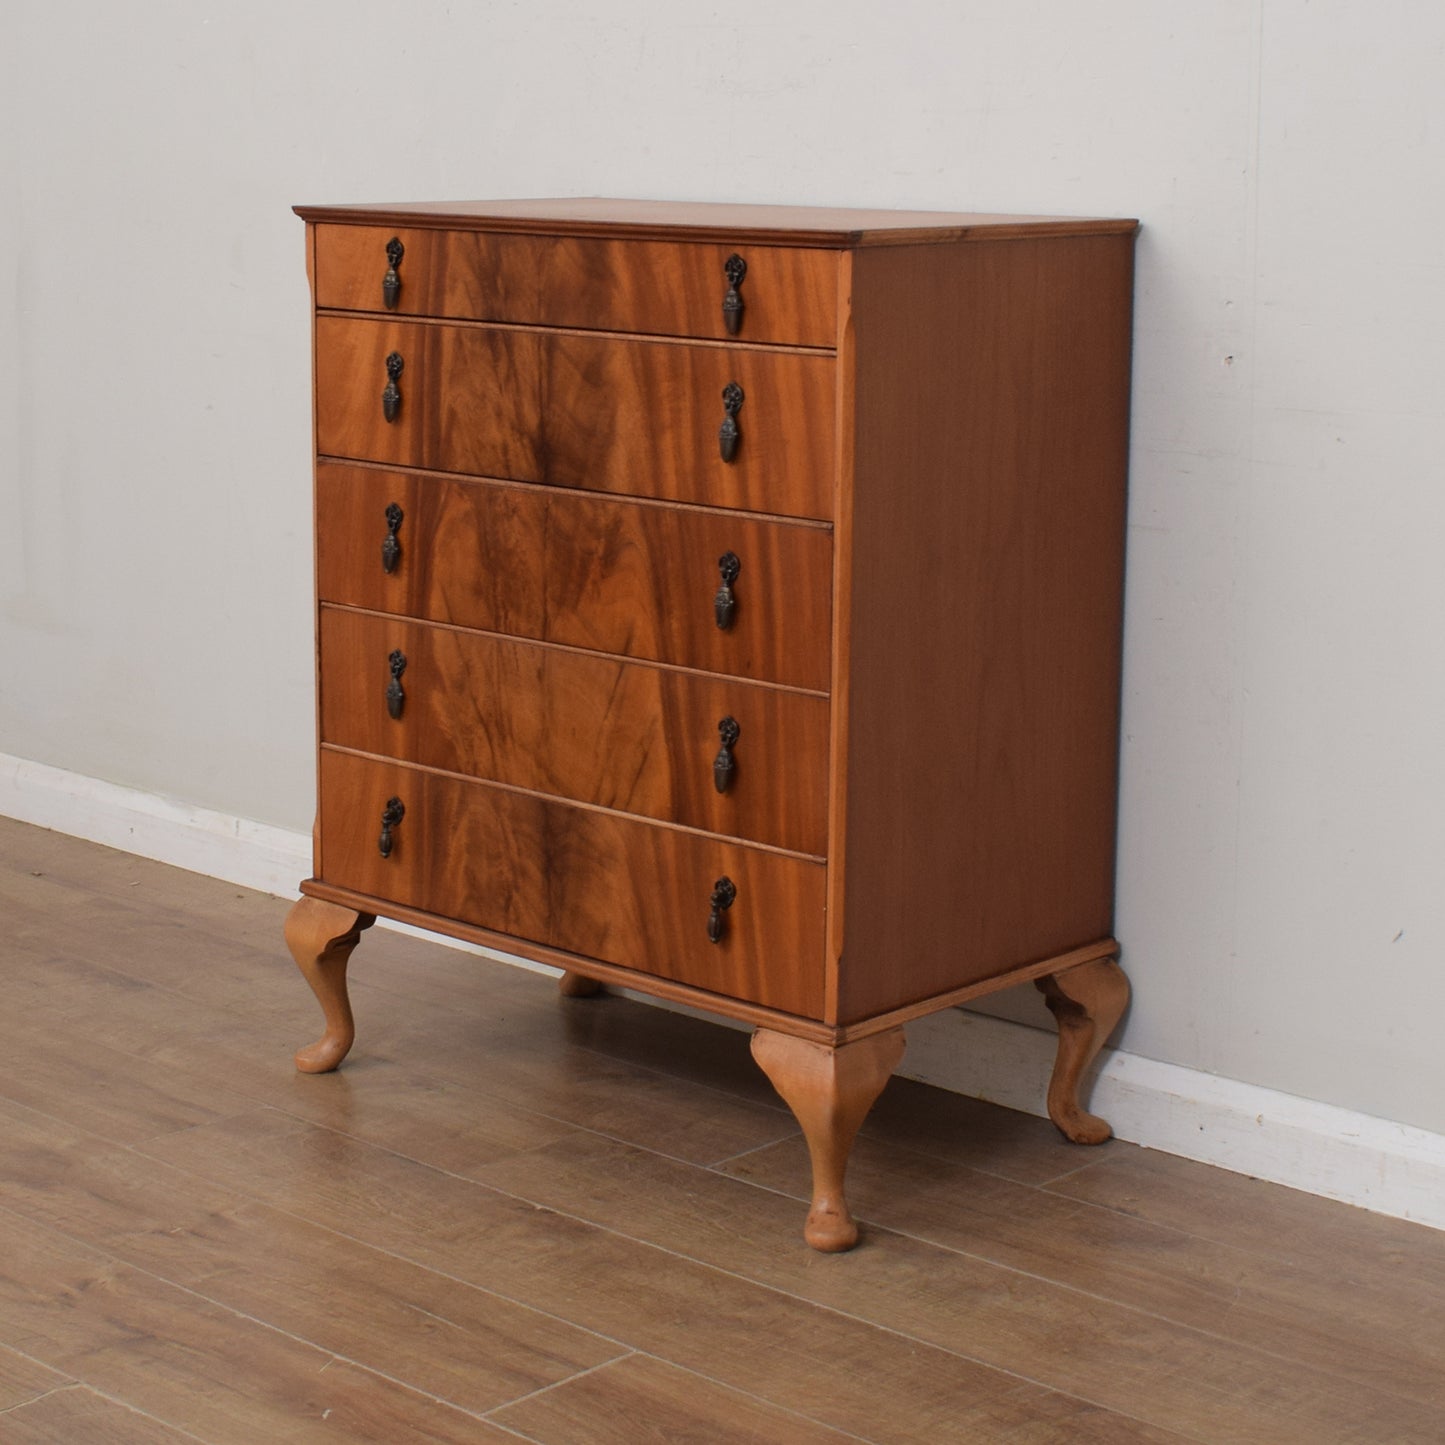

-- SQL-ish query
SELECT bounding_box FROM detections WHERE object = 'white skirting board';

[5,748,1444,1233]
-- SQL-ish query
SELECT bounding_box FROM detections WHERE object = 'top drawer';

[313,225,839,349]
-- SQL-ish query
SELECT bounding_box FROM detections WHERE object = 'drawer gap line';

[317,743,828,864]
[314,457,836,531]
[316,603,831,700]
[313,308,837,358]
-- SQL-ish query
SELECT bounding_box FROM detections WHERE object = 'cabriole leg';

[751,1027,906,1252]
[284,897,374,1074]
[1035,956,1130,1145]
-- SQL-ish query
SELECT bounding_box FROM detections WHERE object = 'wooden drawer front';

[320,609,829,856]
[314,224,839,349]
[314,317,835,521]
[318,751,825,1017]
[315,463,833,692]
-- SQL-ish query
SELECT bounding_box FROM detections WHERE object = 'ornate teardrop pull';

[382,237,404,310]
[385,649,407,720]
[713,716,740,794]
[719,382,744,463]
[708,876,737,943]
[722,254,747,335]
[378,797,405,858]
[714,552,740,631]
[381,503,403,574]
[382,352,404,423]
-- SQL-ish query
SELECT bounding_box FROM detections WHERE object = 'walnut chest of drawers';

[285,198,1138,1250]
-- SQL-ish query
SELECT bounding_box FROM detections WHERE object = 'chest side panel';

[834,234,1135,1023]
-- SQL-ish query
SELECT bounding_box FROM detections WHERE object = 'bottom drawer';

[318,750,826,1017]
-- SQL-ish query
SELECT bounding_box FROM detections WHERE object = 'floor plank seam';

[0,1382,79,1417]
[410,1175,1159,1422]
[627,1352,883,1445]
[481,1354,634,1422]
[257,1085,799,1191]
[0,1198,551,1433]
[104,1138,645,1359]
[0,1378,214,1443]
[101,1131,1146,1434]
[835,1221,1445,1422]
[854,1119,1115,1194]
[0,1089,142,1154]
[567,1120,803,1174]
[13,1103,1191,1436]
[246,1101,622,1191]
[687,1167,1445,1428]
[124,1105,1435,1428]
[1030,1155,1122,1189]
[14,823,1445,1443]
[705,1132,807,1170]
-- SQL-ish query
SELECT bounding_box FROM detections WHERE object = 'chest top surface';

[293,195,1138,246]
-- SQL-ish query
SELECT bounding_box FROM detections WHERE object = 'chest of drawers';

[284,198,1138,1250]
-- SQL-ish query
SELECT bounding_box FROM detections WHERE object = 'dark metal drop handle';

[382,236,404,310]
[381,502,403,574]
[708,876,737,944]
[714,551,740,631]
[713,716,740,794]
[378,796,405,858]
[722,254,747,336]
[719,382,744,463]
[386,649,407,720]
[382,352,404,423]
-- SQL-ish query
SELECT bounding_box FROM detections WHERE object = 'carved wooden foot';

[557,971,604,998]
[284,897,374,1074]
[1035,956,1130,1144]
[751,1027,906,1252]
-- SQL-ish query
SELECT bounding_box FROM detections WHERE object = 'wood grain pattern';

[831,233,1135,1023]
[729,1128,1445,1416]
[315,316,836,519]
[490,1353,859,1443]
[0,1346,71,1411]
[296,197,1139,248]
[480,1132,1445,1444]
[1036,955,1131,1144]
[317,750,826,1016]
[284,895,375,1074]
[299,878,842,1042]
[144,1109,1173,1445]
[751,1027,905,1251]
[315,462,834,691]
[0,1208,512,1443]
[13,819,1445,1444]
[319,607,830,855]
[315,224,839,347]
[0,1102,622,1420]
[295,205,1142,1260]
[0,1388,200,1444]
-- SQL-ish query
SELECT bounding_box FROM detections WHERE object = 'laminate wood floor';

[1,814,1441,1443]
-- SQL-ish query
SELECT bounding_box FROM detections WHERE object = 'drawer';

[313,224,839,348]
[319,608,829,856]
[315,463,833,692]
[314,316,836,521]
[318,750,826,1017]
